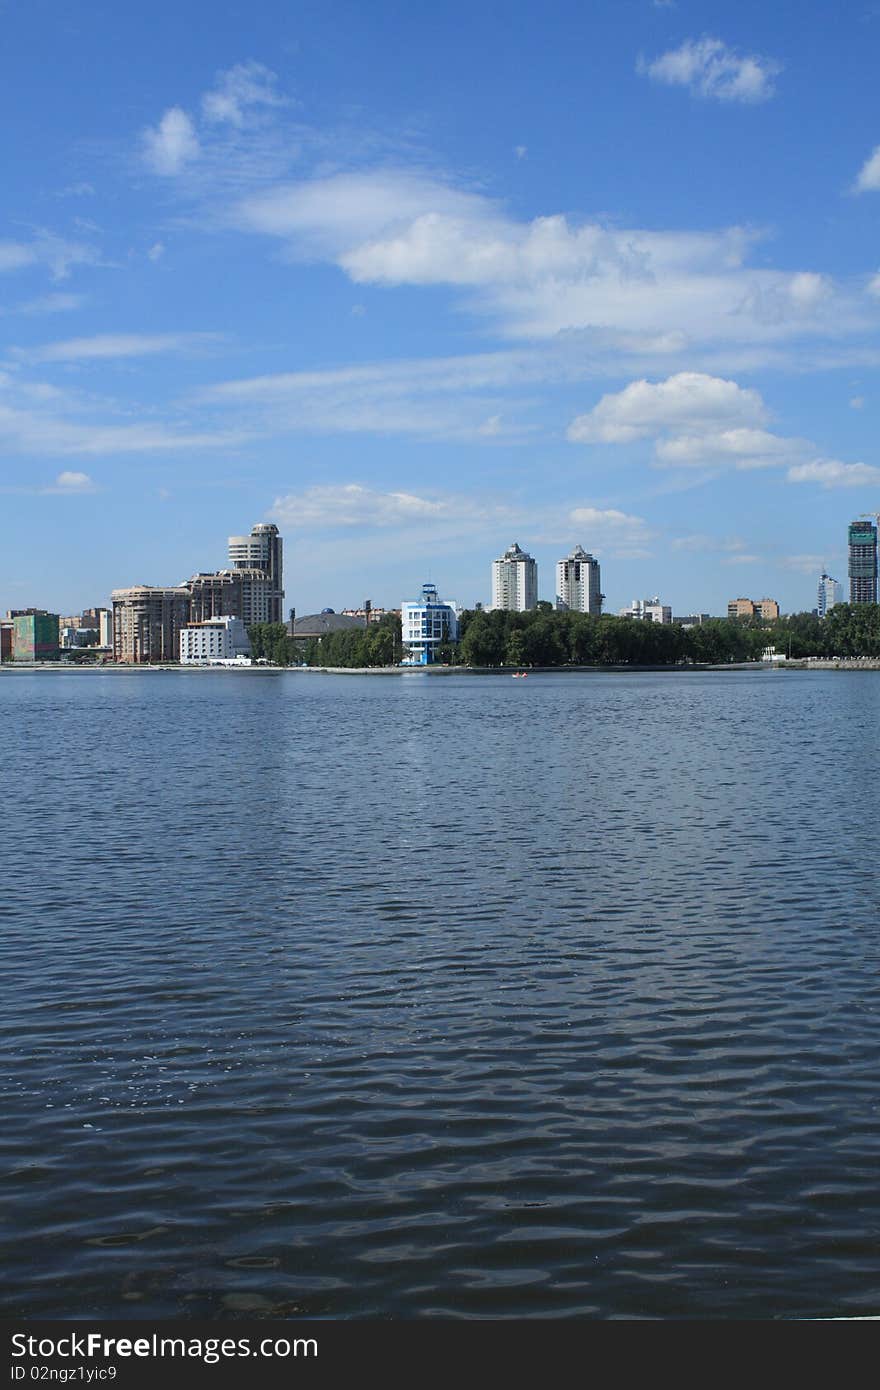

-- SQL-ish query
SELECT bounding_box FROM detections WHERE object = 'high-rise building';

[817,572,840,618]
[492,542,537,612]
[111,586,191,663]
[556,545,602,615]
[186,570,275,628]
[727,597,780,620]
[848,520,877,605]
[400,583,459,665]
[228,523,284,622]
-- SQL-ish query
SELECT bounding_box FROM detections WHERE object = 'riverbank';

[5,658,880,674]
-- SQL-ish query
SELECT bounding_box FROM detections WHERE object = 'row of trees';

[248,616,401,668]
[248,602,880,669]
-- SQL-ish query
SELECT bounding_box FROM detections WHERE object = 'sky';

[3,0,880,616]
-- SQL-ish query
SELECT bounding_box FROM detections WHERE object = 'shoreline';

[4,658,880,675]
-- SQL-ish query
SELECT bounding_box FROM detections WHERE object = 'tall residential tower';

[556,545,602,615]
[491,542,537,612]
[228,523,284,623]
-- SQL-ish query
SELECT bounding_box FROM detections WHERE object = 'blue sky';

[3,0,880,616]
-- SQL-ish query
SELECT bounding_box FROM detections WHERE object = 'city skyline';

[3,2,880,614]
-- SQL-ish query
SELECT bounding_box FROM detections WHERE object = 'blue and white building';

[817,572,840,619]
[400,583,460,665]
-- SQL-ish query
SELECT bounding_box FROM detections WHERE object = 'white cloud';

[237,170,858,348]
[567,372,766,444]
[787,459,880,488]
[854,145,880,193]
[0,292,85,318]
[638,36,781,103]
[514,145,528,160]
[51,470,93,493]
[237,171,493,259]
[142,107,200,175]
[201,61,286,127]
[270,483,452,529]
[19,332,222,364]
[655,426,804,469]
[194,351,548,442]
[867,272,880,297]
[0,397,250,457]
[147,242,165,262]
[850,395,865,409]
[0,233,98,281]
[567,506,654,557]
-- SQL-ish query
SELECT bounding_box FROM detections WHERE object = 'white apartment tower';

[227,523,284,623]
[556,545,602,615]
[492,542,538,612]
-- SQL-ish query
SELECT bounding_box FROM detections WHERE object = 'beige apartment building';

[186,569,275,627]
[728,597,780,620]
[112,586,191,663]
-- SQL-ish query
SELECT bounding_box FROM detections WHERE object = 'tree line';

[247,602,880,669]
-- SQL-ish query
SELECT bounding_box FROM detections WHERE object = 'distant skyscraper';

[556,545,602,615]
[492,542,538,611]
[848,520,877,604]
[228,523,284,623]
[817,572,840,618]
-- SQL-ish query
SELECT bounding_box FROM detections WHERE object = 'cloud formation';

[18,332,222,364]
[0,233,99,281]
[201,61,287,127]
[786,459,880,488]
[234,169,860,350]
[638,36,781,103]
[568,372,766,444]
[854,145,880,193]
[270,483,452,529]
[142,107,200,175]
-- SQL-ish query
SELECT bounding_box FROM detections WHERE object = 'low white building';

[619,596,672,624]
[180,615,252,664]
[401,583,459,665]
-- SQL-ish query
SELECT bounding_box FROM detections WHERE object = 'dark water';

[2,668,880,1319]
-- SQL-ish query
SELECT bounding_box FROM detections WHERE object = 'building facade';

[180,616,252,663]
[619,597,672,624]
[186,569,275,628]
[227,523,284,623]
[556,545,602,615]
[13,611,60,662]
[817,572,840,618]
[112,586,191,663]
[727,597,780,620]
[848,521,877,605]
[492,542,538,612]
[401,583,459,665]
